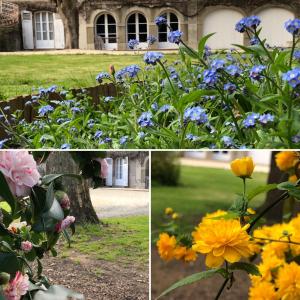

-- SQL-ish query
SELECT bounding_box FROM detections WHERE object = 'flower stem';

[157,60,176,95]
[214,277,230,300]
[290,35,296,68]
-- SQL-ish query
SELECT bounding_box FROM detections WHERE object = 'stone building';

[0,0,299,51]
[105,151,149,189]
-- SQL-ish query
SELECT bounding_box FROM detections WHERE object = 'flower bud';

[109,65,115,76]
[165,207,173,215]
[230,157,255,178]
[0,272,10,285]
[55,191,71,210]
[21,241,33,253]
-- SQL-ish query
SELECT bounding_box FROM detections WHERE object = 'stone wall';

[0,23,22,51]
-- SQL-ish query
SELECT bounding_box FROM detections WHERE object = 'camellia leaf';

[0,253,21,276]
[156,268,226,299]
[247,184,278,201]
[0,172,16,215]
[229,262,261,276]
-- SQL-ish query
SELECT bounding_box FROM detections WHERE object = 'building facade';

[0,0,299,51]
[105,151,149,189]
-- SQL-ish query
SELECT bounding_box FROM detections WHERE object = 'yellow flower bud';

[172,213,179,220]
[230,157,255,178]
[165,207,173,215]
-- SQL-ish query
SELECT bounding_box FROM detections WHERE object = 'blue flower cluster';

[115,65,141,80]
[202,69,219,86]
[155,16,167,26]
[243,112,274,128]
[249,65,266,81]
[168,30,182,44]
[38,105,54,117]
[226,65,242,77]
[184,106,208,125]
[144,52,164,65]
[224,83,237,94]
[211,59,225,71]
[96,72,111,83]
[282,68,300,88]
[284,19,300,35]
[235,15,261,33]
[137,112,154,127]
[128,39,139,49]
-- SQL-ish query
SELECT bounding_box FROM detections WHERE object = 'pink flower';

[21,241,32,253]
[55,191,70,210]
[4,271,29,300]
[55,216,75,233]
[94,158,109,178]
[0,151,40,197]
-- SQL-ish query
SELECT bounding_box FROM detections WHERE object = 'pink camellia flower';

[55,216,75,233]
[4,271,29,300]
[0,151,40,197]
[21,241,32,253]
[94,158,109,179]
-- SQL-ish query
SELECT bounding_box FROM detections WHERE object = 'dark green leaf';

[45,182,55,211]
[247,184,278,201]
[198,33,215,59]
[277,182,300,200]
[0,172,16,215]
[229,262,261,276]
[0,253,20,276]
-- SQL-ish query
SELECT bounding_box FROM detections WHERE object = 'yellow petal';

[223,247,241,263]
[205,252,224,268]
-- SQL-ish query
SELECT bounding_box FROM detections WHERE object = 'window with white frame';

[35,12,54,41]
[127,13,147,43]
[96,14,117,44]
[158,12,179,42]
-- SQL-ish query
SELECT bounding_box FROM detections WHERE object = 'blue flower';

[186,134,198,141]
[294,50,300,60]
[120,136,128,145]
[151,102,159,111]
[221,136,234,147]
[159,104,171,113]
[235,16,261,33]
[211,59,225,71]
[38,105,54,116]
[138,131,146,139]
[104,96,114,102]
[96,72,111,83]
[224,83,237,94]
[147,35,157,45]
[235,17,248,33]
[168,30,182,44]
[3,106,10,112]
[285,19,300,35]
[61,143,71,149]
[0,139,8,149]
[243,113,260,128]
[184,106,208,125]
[47,85,57,93]
[282,68,300,88]
[259,113,274,125]
[204,46,212,59]
[125,65,141,78]
[128,39,139,49]
[137,112,154,127]
[104,137,112,143]
[71,107,81,113]
[250,37,259,45]
[202,69,219,85]
[94,130,103,139]
[155,16,167,26]
[144,52,164,65]
[249,65,266,81]
[226,65,242,77]
[292,134,300,143]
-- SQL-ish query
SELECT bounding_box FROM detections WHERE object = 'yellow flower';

[165,207,173,215]
[173,246,187,260]
[249,281,278,300]
[276,262,300,300]
[230,157,255,178]
[247,208,256,215]
[183,248,197,262]
[289,174,299,183]
[275,151,298,171]
[172,213,179,220]
[192,219,253,268]
[157,233,176,261]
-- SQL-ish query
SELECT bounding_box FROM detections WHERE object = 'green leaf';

[0,172,16,215]
[229,262,261,276]
[247,184,278,201]
[156,268,226,299]
[45,182,55,211]
[277,182,300,200]
[198,33,215,59]
[0,253,20,276]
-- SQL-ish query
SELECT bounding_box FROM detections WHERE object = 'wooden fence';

[0,83,117,138]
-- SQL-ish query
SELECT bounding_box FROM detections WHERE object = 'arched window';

[127,13,148,44]
[158,12,179,43]
[35,12,54,49]
[95,13,117,49]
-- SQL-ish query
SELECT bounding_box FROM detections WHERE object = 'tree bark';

[45,152,99,224]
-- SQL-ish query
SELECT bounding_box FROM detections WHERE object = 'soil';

[151,249,250,300]
[43,249,149,300]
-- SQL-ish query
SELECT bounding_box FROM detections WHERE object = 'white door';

[35,12,55,49]
[122,157,129,187]
[95,14,117,50]
[105,158,113,186]
[54,13,65,49]
[115,157,129,187]
[158,12,179,49]
[21,11,34,50]
[127,13,148,49]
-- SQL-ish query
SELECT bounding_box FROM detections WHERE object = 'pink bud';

[55,216,75,233]
[21,241,32,253]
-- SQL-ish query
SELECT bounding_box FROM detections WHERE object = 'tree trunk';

[45,152,99,224]
[261,151,288,223]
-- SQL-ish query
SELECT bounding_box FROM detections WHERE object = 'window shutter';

[21,11,34,49]
[54,13,65,49]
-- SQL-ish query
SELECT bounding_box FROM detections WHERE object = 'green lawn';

[0,53,177,100]
[62,215,149,265]
[152,165,268,237]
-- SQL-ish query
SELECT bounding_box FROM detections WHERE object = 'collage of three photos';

[1,0,300,299]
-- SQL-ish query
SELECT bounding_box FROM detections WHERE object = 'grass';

[152,165,268,237]
[0,53,177,100]
[61,215,149,266]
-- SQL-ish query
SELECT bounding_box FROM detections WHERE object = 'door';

[21,11,34,50]
[158,12,179,49]
[127,13,148,49]
[95,14,117,50]
[115,157,129,187]
[35,11,55,49]
[105,158,113,186]
[54,13,65,49]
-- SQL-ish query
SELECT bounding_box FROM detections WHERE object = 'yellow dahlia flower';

[230,157,255,178]
[249,281,278,300]
[157,233,176,261]
[165,207,173,215]
[276,262,300,300]
[275,151,298,171]
[192,219,253,268]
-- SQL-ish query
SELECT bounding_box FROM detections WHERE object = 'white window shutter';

[54,13,65,49]
[105,158,113,186]
[122,157,129,187]
[21,11,34,49]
